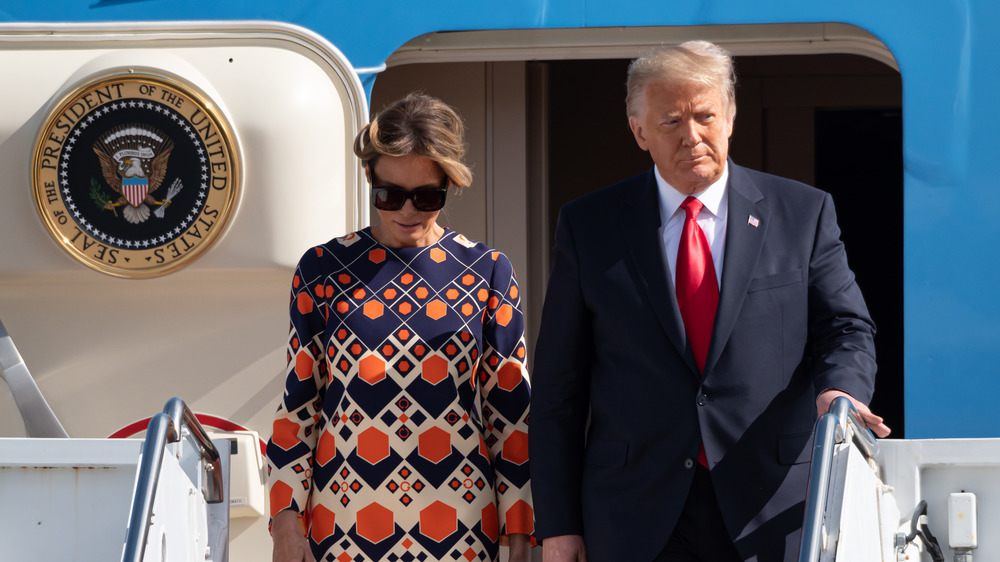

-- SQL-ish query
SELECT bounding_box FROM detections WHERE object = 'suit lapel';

[620,170,698,375]
[703,163,767,376]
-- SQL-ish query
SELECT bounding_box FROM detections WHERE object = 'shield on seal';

[122,177,149,208]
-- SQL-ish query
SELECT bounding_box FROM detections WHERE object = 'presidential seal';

[32,72,240,278]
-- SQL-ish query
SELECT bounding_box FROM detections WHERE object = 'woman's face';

[369,153,447,248]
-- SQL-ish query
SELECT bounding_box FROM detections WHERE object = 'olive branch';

[89,178,117,217]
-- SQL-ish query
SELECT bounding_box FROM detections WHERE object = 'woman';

[268,93,533,562]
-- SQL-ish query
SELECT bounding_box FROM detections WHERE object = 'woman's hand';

[507,533,532,562]
[271,510,316,562]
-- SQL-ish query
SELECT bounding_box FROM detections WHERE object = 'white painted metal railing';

[0,316,68,438]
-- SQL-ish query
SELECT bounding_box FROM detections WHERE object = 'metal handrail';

[162,397,225,504]
[120,412,178,562]
[120,398,224,562]
[798,396,883,562]
[832,397,882,473]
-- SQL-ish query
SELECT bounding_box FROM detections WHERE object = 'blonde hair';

[353,93,473,188]
[626,40,737,121]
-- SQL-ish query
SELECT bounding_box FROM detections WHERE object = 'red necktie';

[676,196,719,372]
[676,196,719,468]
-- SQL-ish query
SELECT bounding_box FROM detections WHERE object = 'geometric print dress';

[267,227,534,562]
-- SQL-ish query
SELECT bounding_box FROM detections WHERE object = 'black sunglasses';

[369,165,449,212]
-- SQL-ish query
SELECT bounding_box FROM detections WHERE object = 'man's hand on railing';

[816,389,891,438]
[271,510,316,562]
[542,534,587,562]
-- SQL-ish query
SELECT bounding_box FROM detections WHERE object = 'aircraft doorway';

[372,49,904,436]
[541,54,904,435]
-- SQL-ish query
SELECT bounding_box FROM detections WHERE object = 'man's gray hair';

[626,40,737,120]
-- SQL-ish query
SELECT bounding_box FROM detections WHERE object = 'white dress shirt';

[656,163,729,290]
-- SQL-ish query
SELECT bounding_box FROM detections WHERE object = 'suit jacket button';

[684,458,695,469]
[697,394,707,406]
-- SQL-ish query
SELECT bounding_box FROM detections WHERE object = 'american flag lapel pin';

[748,215,760,228]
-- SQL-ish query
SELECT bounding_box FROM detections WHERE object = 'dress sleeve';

[266,246,330,530]
[478,250,535,541]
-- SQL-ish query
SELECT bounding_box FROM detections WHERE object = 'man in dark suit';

[528,41,891,562]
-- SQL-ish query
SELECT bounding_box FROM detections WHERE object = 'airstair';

[799,397,1000,562]
[0,398,231,562]
[1,317,233,561]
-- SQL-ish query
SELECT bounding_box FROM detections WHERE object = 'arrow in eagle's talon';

[154,177,183,218]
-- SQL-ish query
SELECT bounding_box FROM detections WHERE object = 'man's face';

[628,80,734,195]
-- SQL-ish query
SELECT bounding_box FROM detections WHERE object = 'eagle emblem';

[32,73,240,278]
[92,125,181,224]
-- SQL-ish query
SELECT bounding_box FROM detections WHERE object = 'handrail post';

[0,316,69,438]
[799,414,839,562]
[798,396,883,562]
[162,397,224,504]
[119,398,226,562]
[120,413,178,562]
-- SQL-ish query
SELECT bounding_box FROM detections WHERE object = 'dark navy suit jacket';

[529,162,877,562]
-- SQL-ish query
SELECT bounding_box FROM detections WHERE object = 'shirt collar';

[653,161,729,225]
[655,162,729,223]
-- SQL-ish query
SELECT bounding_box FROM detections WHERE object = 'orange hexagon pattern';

[270,418,301,451]
[357,427,390,464]
[269,480,294,518]
[297,292,314,314]
[420,500,457,541]
[480,503,499,542]
[505,500,534,535]
[496,361,523,391]
[421,354,449,385]
[418,426,452,464]
[363,301,384,319]
[426,299,447,320]
[500,430,528,465]
[316,429,337,466]
[356,502,394,543]
[295,351,314,381]
[359,355,386,384]
[310,504,337,542]
[496,304,513,327]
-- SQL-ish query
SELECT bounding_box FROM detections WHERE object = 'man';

[528,41,890,562]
